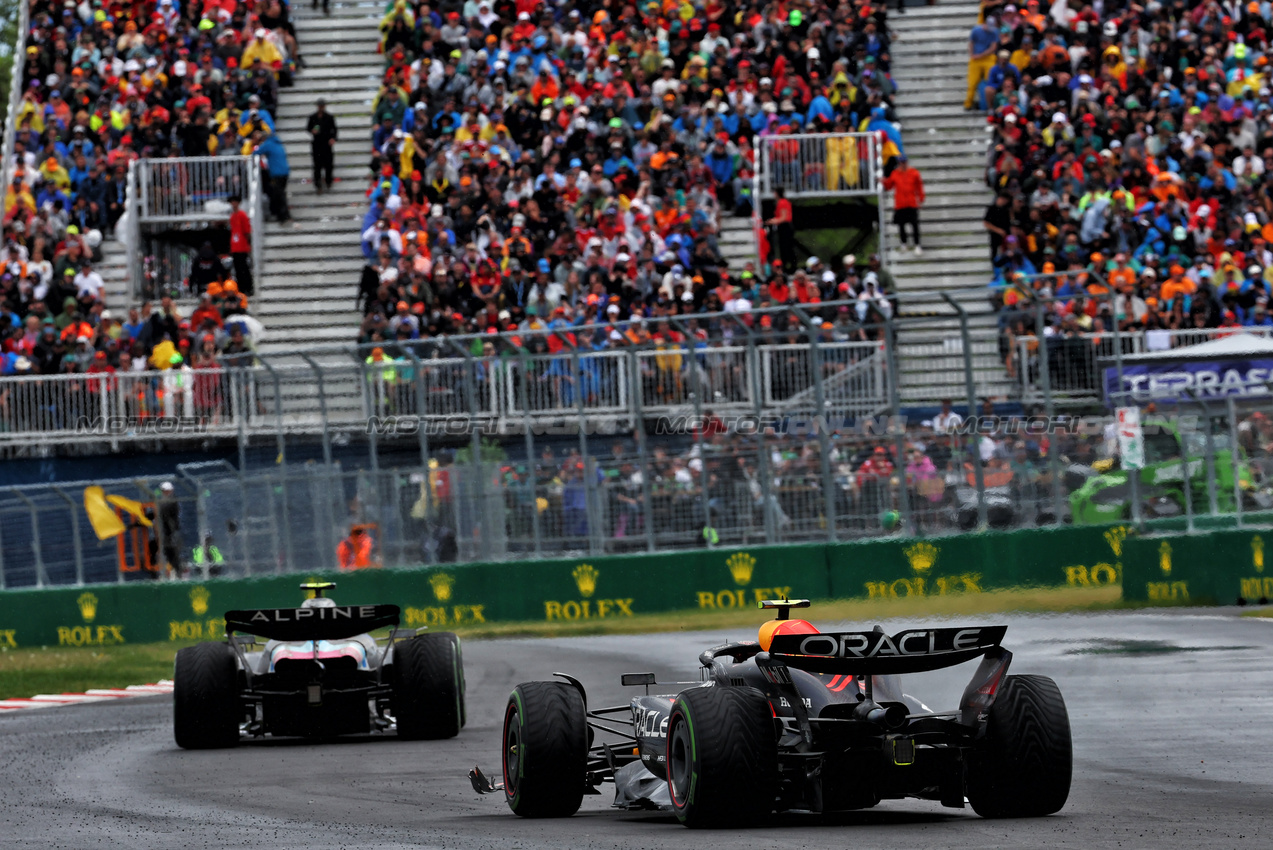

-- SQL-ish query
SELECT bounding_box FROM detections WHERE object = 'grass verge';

[2,587,1131,700]
[0,641,199,701]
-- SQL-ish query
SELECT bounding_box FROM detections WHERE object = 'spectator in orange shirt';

[883,156,926,254]
[1160,265,1197,304]
[1108,253,1136,291]
[530,69,560,105]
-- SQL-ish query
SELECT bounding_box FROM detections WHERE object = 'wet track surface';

[2,609,1271,849]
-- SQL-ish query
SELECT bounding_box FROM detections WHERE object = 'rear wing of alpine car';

[767,625,1008,674]
[224,604,401,642]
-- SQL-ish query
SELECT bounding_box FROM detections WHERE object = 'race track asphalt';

[2,609,1271,850]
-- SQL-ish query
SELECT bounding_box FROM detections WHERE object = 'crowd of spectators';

[410,399,1093,553]
[353,0,907,351]
[975,0,1273,382]
[1,0,295,380]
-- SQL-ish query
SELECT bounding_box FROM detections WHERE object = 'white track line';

[0,681,173,711]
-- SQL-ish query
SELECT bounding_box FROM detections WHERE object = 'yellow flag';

[106,495,152,527]
[83,486,126,540]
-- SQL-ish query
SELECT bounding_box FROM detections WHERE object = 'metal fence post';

[727,313,777,543]
[298,353,333,467]
[1109,300,1143,531]
[569,345,602,556]
[628,346,657,553]
[257,357,286,466]
[515,349,543,556]
[669,318,715,546]
[940,294,986,530]
[1031,298,1063,525]
[250,153,264,294]
[356,347,380,473]
[16,494,46,589]
[445,338,488,561]
[881,317,912,537]
[50,486,85,586]
[234,366,249,473]
[0,516,6,590]
[402,348,432,471]
[1179,411,1196,533]
[789,308,839,542]
[1228,396,1244,528]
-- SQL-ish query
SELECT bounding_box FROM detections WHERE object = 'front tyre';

[966,674,1072,818]
[502,682,587,817]
[393,632,463,740]
[173,642,240,750]
[666,686,777,828]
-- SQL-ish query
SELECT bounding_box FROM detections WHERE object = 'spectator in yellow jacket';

[241,29,284,77]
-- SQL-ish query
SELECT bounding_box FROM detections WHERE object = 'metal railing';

[753,130,886,272]
[755,132,882,198]
[0,339,888,447]
[126,155,265,299]
[134,156,255,223]
[1016,327,1273,404]
[1,0,31,186]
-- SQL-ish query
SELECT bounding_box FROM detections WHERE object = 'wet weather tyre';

[666,686,778,828]
[393,633,462,740]
[173,642,240,750]
[966,674,1072,818]
[502,682,588,818]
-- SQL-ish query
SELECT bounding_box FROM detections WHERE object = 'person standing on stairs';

[883,155,925,255]
[307,98,338,193]
[255,130,292,225]
[965,16,999,110]
[765,187,796,272]
[228,196,254,295]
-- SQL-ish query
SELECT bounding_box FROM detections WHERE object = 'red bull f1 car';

[174,582,465,748]
[471,599,1070,827]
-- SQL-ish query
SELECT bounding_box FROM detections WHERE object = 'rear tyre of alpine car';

[666,686,778,828]
[174,641,241,750]
[393,632,463,740]
[502,682,587,817]
[966,674,1072,818]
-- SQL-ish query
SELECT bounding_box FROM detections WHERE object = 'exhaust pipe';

[853,700,908,730]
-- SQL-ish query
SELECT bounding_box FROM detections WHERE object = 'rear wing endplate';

[224,604,401,642]
[768,625,1007,674]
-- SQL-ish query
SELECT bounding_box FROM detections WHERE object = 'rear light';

[958,647,1012,725]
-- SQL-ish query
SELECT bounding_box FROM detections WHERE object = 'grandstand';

[8,0,1273,581]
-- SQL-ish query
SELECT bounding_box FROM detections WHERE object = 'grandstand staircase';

[885,1,1015,405]
[250,0,383,424]
[255,0,379,355]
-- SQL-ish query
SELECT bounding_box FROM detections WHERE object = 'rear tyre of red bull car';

[392,632,464,740]
[965,674,1072,818]
[174,641,241,750]
[666,687,778,828]
[502,682,588,818]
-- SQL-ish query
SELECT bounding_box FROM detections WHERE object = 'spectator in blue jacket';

[705,137,735,210]
[256,132,291,224]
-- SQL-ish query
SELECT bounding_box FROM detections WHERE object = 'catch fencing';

[8,390,1273,589]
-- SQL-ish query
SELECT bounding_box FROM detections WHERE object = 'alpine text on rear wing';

[224,604,401,642]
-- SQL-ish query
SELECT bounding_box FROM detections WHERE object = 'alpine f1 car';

[470,599,1070,827]
[173,582,465,749]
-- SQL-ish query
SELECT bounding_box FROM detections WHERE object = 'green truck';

[1069,420,1254,523]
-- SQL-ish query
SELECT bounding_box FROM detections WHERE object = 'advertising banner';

[1104,358,1273,405]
